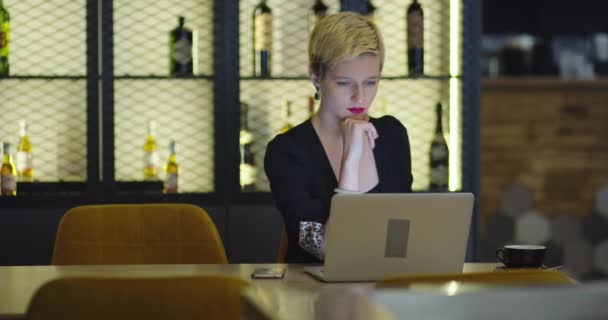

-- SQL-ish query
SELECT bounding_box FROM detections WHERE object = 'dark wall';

[483,0,608,35]
[0,208,64,265]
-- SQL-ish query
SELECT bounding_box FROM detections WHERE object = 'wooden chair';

[52,203,227,265]
[26,275,248,320]
[377,269,574,288]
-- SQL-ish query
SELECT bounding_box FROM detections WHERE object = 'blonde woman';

[264,12,413,263]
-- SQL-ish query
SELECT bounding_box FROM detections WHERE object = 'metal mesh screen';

[114,80,214,193]
[3,0,86,75]
[240,79,316,191]
[0,80,87,181]
[377,79,452,190]
[239,0,462,192]
[375,0,451,77]
[113,0,213,76]
[112,0,215,193]
[239,0,339,77]
[0,0,87,182]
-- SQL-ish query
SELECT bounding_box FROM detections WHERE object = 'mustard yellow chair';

[52,204,227,265]
[26,275,249,320]
[377,269,574,288]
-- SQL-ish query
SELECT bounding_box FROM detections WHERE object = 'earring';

[314,86,320,100]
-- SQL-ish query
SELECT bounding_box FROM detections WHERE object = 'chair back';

[52,203,227,265]
[377,269,574,288]
[27,275,248,320]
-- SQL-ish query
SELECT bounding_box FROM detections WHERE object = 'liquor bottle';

[169,16,195,76]
[252,0,272,78]
[239,102,256,191]
[310,0,328,32]
[1,142,16,196]
[362,0,376,19]
[429,102,449,190]
[16,120,33,182]
[143,120,160,181]
[407,0,424,76]
[163,140,178,194]
[0,0,10,76]
[278,100,293,134]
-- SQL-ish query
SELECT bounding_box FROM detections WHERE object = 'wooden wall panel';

[481,78,608,222]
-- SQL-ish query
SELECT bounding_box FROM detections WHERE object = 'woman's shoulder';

[267,119,315,151]
[371,115,408,135]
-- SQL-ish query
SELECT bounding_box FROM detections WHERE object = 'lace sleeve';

[299,221,325,260]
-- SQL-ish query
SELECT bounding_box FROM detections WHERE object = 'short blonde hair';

[308,12,385,79]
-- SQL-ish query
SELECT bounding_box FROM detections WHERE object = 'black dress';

[264,115,413,263]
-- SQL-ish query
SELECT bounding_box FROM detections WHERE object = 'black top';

[264,116,413,263]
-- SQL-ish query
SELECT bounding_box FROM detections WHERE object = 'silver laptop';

[304,192,474,282]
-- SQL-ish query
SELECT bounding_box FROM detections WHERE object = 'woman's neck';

[312,107,342,144]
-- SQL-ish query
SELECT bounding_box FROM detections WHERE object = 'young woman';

[264,12,413,263]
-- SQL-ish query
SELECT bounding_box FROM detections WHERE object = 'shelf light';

[449,0,462,191]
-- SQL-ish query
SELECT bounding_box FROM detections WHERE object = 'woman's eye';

[365,80,377,86]
[337,81,351,86]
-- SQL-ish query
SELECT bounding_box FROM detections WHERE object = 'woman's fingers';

[367,124,378,140]
[366,130,375,149]
[342,118,379,151]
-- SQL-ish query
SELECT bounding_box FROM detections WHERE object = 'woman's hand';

[341,117,378,165]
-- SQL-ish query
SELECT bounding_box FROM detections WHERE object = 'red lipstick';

[347,107,365,114]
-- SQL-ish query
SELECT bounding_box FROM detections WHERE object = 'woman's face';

[316,53,381,121]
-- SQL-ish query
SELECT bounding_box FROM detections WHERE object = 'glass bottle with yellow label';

[240,102,256,191]
[1,142,17,196]
[16,120,33,182]
[143,120,160,180]
[163,140,178,194]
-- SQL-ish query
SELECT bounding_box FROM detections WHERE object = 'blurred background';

[0,0,607,282]
[479,0,608,280]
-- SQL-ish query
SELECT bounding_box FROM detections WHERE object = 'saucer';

[494,265,547,271]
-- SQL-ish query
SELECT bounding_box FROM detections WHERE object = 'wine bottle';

[310,0,328,32]
[239,102,256,191]
[407,0,424,76]
[363,0,376,19]
[429,102,449,190]
[252,0,272,78]
[169,16,195,76]
[163,140,178,194]
[278,100,293,134]
[143,120,160,181]
[0,0,10,76]
[16,120,33,182]
[1,142,16,196]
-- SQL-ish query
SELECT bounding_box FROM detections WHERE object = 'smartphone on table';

[251,267,286,279]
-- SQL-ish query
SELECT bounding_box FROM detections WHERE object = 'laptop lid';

[321,192,474,282]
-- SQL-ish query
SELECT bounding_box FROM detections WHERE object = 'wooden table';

[0,263,501,319]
